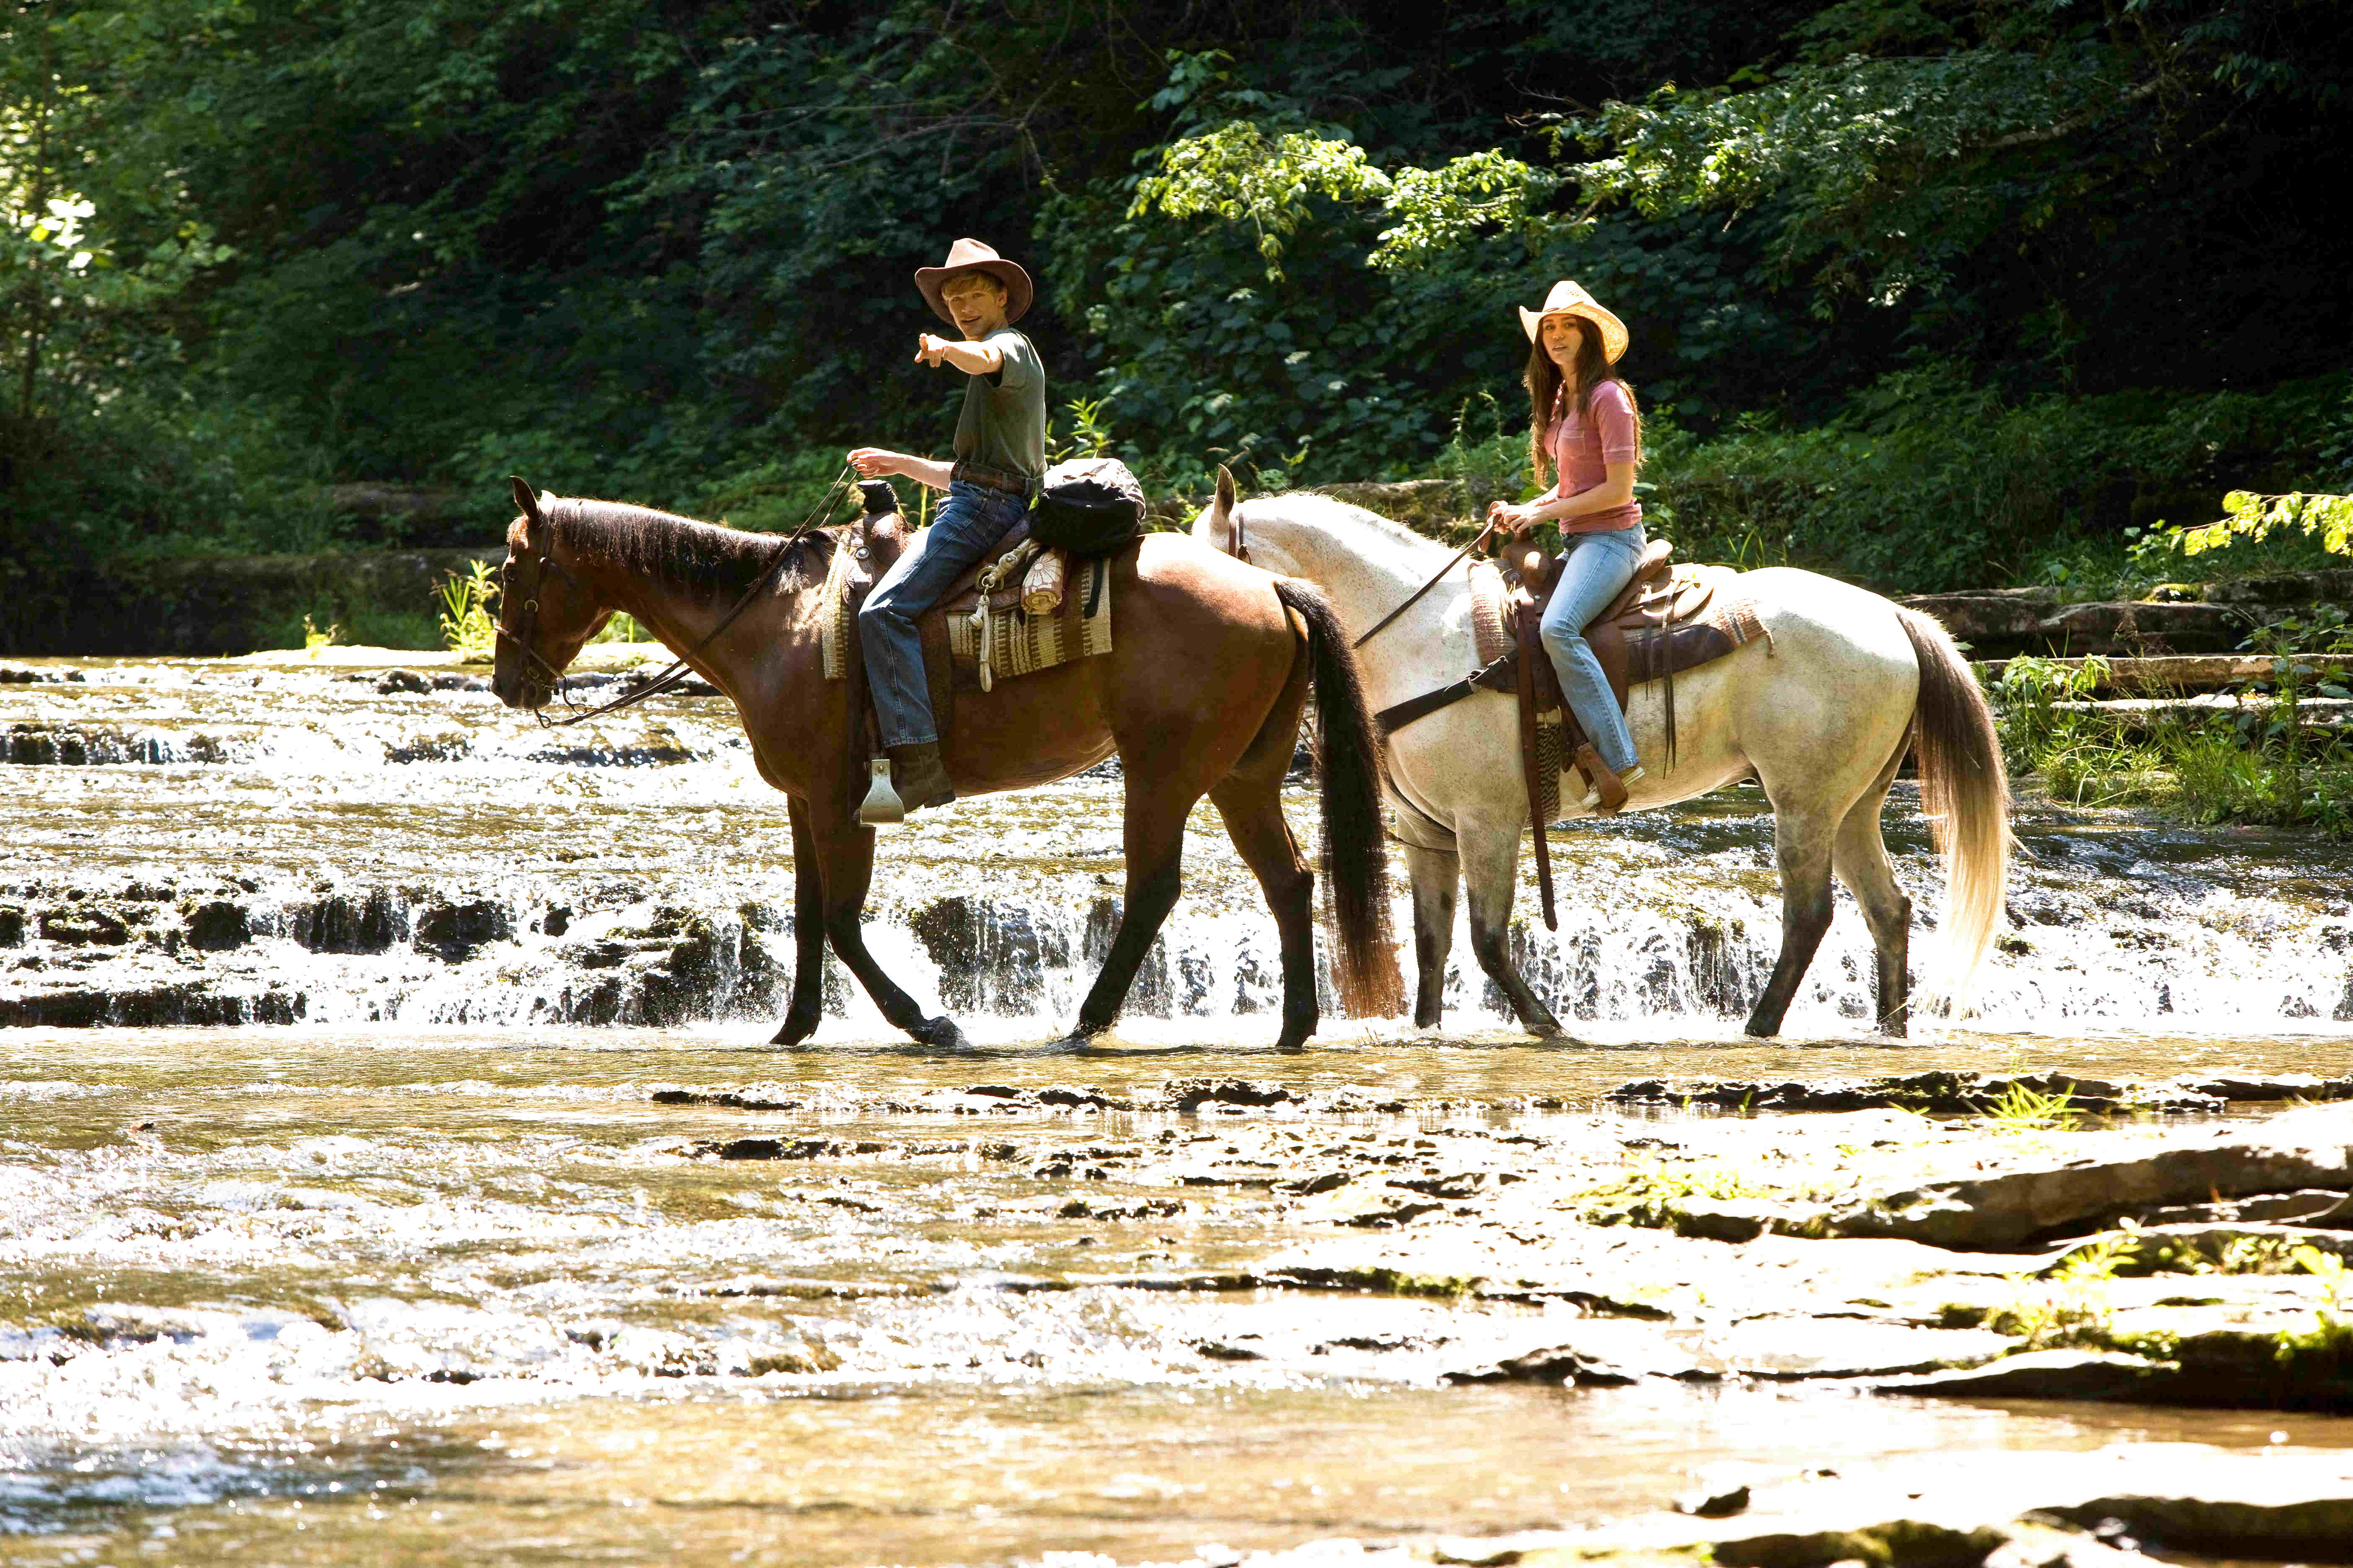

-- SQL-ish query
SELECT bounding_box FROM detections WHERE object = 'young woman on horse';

[1485,280,1646,812]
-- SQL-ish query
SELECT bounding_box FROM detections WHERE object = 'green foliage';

[1135,121,1560,280]
[1979,1080,2081,1134]
[2,3,236,428]
[2036,1226,2338,1283]
[1576,47,2133,303]
[1579,1158,1772,1223]
[4,0,2352,659]
[1988,633,2353,834]
[1048,397,1117,464]
[2183,491,2353,560]
[435,561,498,662]
[589,612,645,645]
[1643,370,2350,592]
[1993,655,2109,769]
[1990,1238,2125,1348]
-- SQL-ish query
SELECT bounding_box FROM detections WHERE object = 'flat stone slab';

[1976,652,2353,694]
[1875,1349,2172,1402]
[1902,593,2244,657]
[1172,1443,2353,1565]
[1826,1117,2353,1248]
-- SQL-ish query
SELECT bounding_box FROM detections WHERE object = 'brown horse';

[491,477,1401,1050]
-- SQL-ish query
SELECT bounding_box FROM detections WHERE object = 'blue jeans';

[860,481,1031,747]
[1537,525,1647,775]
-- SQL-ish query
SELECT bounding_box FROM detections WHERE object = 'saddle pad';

[946,554,1113,684]
[1469,560,1511,668]
[1624,564,1767,672]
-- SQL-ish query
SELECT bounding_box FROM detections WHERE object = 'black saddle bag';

[1030,457,1145,556]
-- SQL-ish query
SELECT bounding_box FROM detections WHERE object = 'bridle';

[498,467,854,728]
[496,536,587,711]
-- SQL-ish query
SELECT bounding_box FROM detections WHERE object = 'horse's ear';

[510,476,542,529]
[1215,464,1238,513]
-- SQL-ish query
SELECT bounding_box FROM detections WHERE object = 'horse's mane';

[556,497,834,599]
[1241,491,1449,562]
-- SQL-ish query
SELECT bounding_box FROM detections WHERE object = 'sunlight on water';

[7,654,2353,1564]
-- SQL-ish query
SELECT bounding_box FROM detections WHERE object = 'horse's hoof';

[1052,1019,1109,1052]
[908,1014,969,1049]
[770,1012,821,1049]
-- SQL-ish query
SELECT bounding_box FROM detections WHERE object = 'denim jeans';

[1537,524,1647,775]
[860,481,1032,748]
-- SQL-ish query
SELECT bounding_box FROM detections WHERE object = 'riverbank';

[6,1027,2353,1566]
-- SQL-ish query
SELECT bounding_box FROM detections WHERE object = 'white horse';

[1194,471,2011,1039]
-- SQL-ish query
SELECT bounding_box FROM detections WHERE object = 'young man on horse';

[847,238,1047,822]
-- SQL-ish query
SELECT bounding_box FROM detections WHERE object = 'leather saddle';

[857,505,1046,614]
[1502,537,1711,715]
[842,498,1101,757]
[1370,529,1762,934]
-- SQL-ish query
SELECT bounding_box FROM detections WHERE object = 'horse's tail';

[1897,606,2013,1016]
[1274,578,1404,1019]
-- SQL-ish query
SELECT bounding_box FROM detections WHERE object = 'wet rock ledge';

[1089,1466,2353,1568]
[640,1078,2353,1415]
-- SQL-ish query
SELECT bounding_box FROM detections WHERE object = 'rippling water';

[6,651,2353,1564]
[8,1024,2353,1565]
[5,649,2349,1035]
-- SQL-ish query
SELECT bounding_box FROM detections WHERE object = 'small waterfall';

[5,849,2348,1034]
[3,655,2348,1036]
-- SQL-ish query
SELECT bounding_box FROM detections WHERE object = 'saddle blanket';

[818,529,1113,685]
[944,553,1113,685]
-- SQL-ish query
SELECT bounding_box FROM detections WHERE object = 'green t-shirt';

[952,327,1046,480]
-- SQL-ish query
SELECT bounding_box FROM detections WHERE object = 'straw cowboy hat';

[915,238,1034,327]
[1518,280,1628,364]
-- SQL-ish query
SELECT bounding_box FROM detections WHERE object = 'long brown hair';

[1525,317,1641,489]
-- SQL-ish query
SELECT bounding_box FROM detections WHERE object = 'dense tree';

[1,0,2347,617]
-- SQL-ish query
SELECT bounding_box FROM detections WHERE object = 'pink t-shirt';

[1545,379,1642,534]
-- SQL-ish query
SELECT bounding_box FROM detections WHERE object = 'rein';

[1350,520,1496,650]
[503,467,855,728]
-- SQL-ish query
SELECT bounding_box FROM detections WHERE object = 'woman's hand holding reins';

[1487,498,1539,537]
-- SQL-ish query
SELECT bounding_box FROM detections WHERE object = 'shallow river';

[5,651,2353,1565]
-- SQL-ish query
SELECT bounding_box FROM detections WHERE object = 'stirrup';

[1574,745,1630,815]
[857,757,904,827]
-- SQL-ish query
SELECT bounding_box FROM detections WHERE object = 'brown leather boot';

[884,741,956,814]
[1573,744,1630,815]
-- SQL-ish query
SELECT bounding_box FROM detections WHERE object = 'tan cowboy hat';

[915,237,1034,327]
[1518,280,1628,364]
